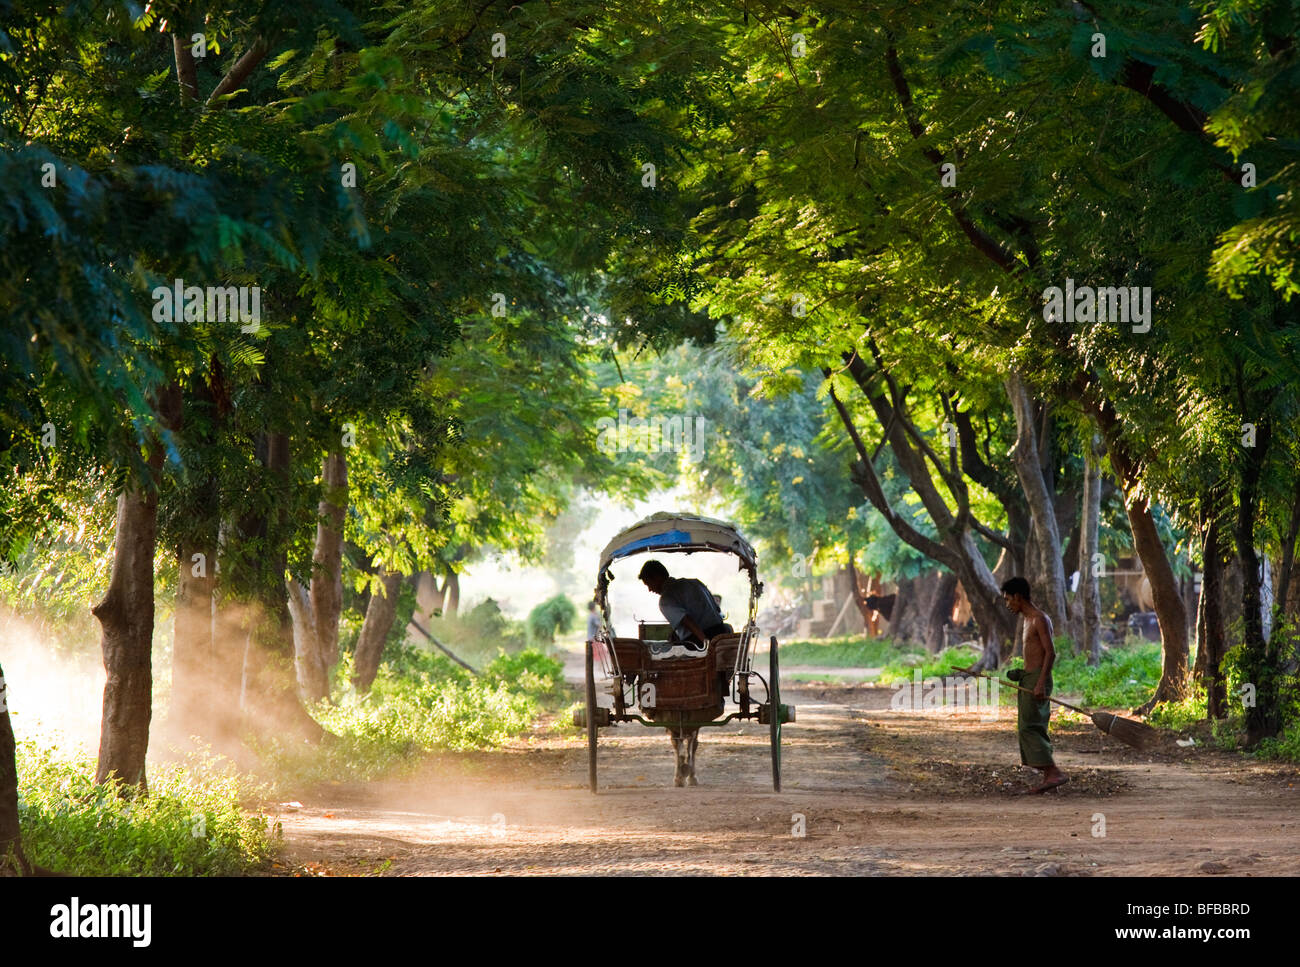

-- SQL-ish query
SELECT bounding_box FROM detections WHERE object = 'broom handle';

[950,665,1089,715]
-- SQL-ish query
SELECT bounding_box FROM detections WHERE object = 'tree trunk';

[1070,373,1191,710]
[926,571,958,652]
[353,570,403,693]
[288,451,347,703]
[1237,419,1280,744]
[1006,373,1070,644]
[444,569,460,617]
[1197,503,1228,720]
[410,570,448,633]
[1080,434,1103,665]
[1063,510,1085,649]
[951,536,1016,669]
[1276,476,1300,627]
[827,365,1015,671]
[237,431,326,742]
[888,575,922,645]
[92,473,162,792]
[310,451,347,685]
[0,660,31,875]
[846,557,875,633]
[1128,494,1190,713]
[287,578,323,700]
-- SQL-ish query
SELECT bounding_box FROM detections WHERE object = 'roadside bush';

[526,594,577,647]
[1047,641,1162,707]
[1250,729,1300,762]
[878,644,983,684]
[17,742,277,876]
[1220,630,1300,762]
[259,644,547,789]
[430,597,528,666]
[484,648,566,702]
[1147,684,1207,732]
[330,646,536,749]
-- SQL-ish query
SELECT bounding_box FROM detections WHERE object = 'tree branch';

[207,36,270,107]
[844,350,959,535]
[825,373,955,566]
[883,43,1027,275]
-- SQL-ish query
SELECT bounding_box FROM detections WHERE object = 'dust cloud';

[1,608,105,754]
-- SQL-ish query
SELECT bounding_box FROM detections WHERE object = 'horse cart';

[574,512,795,791]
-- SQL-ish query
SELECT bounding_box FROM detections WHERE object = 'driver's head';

[638,559,669,595]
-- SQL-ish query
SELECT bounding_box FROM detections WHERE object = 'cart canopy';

[598,512,757,574]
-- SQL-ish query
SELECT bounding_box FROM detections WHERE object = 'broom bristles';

[1090,711,1160,750]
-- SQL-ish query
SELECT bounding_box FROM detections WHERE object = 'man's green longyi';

[1017,668,1055,767]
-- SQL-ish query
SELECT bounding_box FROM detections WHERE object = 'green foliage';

[332,645,536,752]
[878,645,985,684]
[429,598,528,666]
[1219,636,1300,759]
[526,594,577,647]
[778,636,916,669]
[1034,642,1165,708]
[1147,685,1209,732]
[484,648,566,703]
[258,644,562,789]
[4,0,1299,788]
[16,743,277,876]
[1250,729,1300,763]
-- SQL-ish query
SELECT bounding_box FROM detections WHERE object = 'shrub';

[429,597,528,666]
[878,644,983,684]
[526,594,577,647]
[1147,684,1208,731]
[1047,641,1163,707]
[484,648,566,702]
[260,644,547,790]
[16,742,277,876]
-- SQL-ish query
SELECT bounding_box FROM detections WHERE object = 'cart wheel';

[585,639,598,794]
[769,635,781,792]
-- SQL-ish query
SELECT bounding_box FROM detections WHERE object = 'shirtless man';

[1001,577,1069,794]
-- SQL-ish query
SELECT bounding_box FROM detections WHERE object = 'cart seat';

[648,641,706,660]
[606,637,647,674]
[709,632,743,670]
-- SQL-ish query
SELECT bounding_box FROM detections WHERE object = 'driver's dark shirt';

[658,577,724,640]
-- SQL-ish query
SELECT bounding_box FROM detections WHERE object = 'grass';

[783,632,1300,760]
[1045,640,1164,708]
[878,644,985,684]
[254,645,568,791]
[16,643,572,874]
[788,671,859,684]
[781,636,1193,713]
[1146,686,1208,732]
[779,635,921,668]
[17,742,278,876]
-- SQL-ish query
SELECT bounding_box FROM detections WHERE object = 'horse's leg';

[670,729,686,787]
[685,728,699,786]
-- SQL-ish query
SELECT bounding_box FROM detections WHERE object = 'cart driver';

[637,560,733,650]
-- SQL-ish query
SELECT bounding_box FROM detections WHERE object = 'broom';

[950,665,1160,751]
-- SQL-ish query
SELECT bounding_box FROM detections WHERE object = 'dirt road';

[276,676,1300,876]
